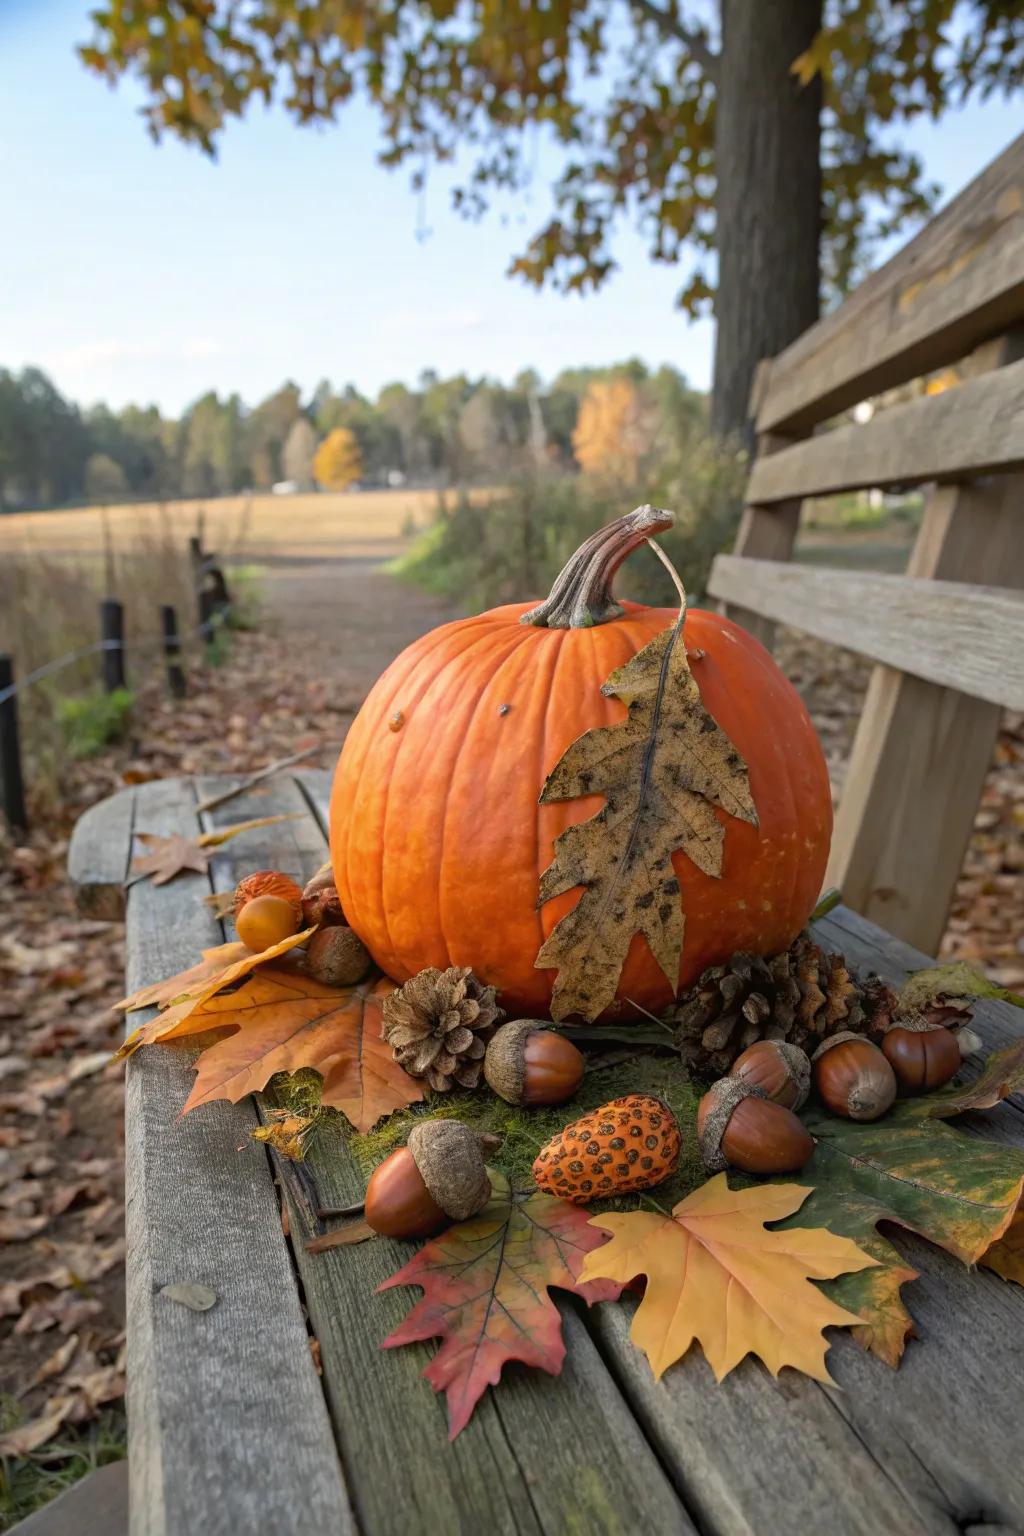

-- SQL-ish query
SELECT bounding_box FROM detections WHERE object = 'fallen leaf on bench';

[898,960,1024,1013]
[116,929,315,1058]
[379,1171,621,1438]
[981,1213,1024,1284]
[918,1038,1024,1118]
[581,1175,873,1385]
[307,1219,375,1252]
[171,972,422,1132]
[128,813,301,887]
[116,942,248,1013]
[778,1104,1024,1364]
[535,612,757,1022]
[160,1282,218,1311]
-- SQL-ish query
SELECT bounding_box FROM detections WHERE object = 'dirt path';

[260,551,459,683]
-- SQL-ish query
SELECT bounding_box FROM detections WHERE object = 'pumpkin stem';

[520,504,675,628]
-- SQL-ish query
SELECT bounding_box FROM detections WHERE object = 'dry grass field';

[0,487,446,565]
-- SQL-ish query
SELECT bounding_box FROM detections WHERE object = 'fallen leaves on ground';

[129,813,301,886]
[380,1170,621,1437]
[780,1102,1024,1364]
[537,610,757,1022]
[581,1175,874,1384]
[115,928,315,1057]
[173,972,420,1130]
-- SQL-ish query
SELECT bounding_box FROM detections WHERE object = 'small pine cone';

[381,966,503,1092]
[670,932,897,1073]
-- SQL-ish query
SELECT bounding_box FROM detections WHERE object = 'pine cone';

[381,966,503,1092]
[669,933,896,1075]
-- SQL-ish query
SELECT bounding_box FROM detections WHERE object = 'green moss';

[346,1050,705,1205]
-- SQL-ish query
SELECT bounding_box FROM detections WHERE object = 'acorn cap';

[883,1016,946,1035]
[484,1020,539,1104]
[407,1121,492,1221]
[305,926,371,987]
[698,1077,768,1173]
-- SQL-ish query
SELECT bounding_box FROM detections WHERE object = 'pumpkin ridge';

[434,622,546,968]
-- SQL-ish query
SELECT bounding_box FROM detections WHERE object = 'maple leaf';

[379,1170,621,1437]
[982,1213,1024,1285]
[175,972,422,1131]
[581,1175,873,1384]
[536,610,757,1022]
[128,813,300,886]
[781,1103,1024,1364]
[115,928,315,1058]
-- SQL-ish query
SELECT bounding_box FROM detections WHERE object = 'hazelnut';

[813,1032,896,1121]
[881,1019,962,1094]
[301,863,346,927]
[484,1022,585,1106]
[697,1078,814,1175]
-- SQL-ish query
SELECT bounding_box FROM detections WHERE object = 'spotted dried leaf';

[537,615,757,1021]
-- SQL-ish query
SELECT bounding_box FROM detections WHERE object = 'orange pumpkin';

[330,507,832,1018]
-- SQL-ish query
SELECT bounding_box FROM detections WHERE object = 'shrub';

[56,687,134,757]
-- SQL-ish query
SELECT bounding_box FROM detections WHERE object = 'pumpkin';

[330,507,832,1018]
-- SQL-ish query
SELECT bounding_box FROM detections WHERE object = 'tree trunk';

[711,0,823,451]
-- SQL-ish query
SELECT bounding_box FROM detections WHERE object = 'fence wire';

[0,612,226,708]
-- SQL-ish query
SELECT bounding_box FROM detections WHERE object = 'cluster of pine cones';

[667,932,897,1076]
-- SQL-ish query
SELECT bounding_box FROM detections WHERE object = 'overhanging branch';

[630,0,719,80]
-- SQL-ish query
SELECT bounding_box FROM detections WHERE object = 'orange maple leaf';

[982,1211,1024,1286]
[580,1175,876,1384]
[115,928,315,1059]
[175,971,421,1131]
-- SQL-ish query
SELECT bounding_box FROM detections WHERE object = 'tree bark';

[711,0,823,451]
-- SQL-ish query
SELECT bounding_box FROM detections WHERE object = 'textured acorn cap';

[484,1020,539,1104]
[698,1077,768,1173]
[811,1029,872,1063]
[305,926,371,987]
[407,1121,492,1221]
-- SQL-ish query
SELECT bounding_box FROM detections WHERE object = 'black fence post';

[161,605,187,698]
[0,655,28,834]
[198,584,216,639]
[99,599,126,692]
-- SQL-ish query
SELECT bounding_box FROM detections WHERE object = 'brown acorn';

[813,1032,896,1121]
[730,1040,810,1110]
[305,926,372,988]
[484,1022,585,1106]
[301,863,346,927]
[363,1122,496,1239]
[881,1019,962,1094]
[697,1078,814,1175]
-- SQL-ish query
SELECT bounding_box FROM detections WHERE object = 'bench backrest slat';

[756,132,1024,435]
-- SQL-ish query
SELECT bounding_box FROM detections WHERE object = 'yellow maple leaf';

[580,1175,876,1384]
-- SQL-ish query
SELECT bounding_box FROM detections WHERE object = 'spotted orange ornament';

[533,1094,681,1203]
[233,870,303,918]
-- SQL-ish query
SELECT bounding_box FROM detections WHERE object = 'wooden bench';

[708,129,1024,956]
[68,768,1024,1536]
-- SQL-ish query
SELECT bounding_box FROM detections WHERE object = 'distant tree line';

[0,361,705,512]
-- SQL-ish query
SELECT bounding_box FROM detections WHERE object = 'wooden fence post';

[0,655,28,834]
[161,606,187,698]
[99,600,126,692]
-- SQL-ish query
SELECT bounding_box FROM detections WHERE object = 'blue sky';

[2,1,1021,416]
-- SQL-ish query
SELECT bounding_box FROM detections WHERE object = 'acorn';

[484,1022,585,1106]
[730,1040,810,1110]
[697,1078,814,1175]
[233,870,303,919]
[881,1018,962,1095]
[301,863,346,927]
[305,926,372,988]
[235,893,301,952]
[363,1121,496,1239]
[813,1032,897,1121]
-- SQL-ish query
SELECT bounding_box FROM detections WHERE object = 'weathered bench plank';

[113,779,353,1536]
[67,783,135,920]
[708,557,1024,710]
[196,773,694,1536]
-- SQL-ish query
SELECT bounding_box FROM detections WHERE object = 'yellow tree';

[572,378,654,484]
[314,428,362,491]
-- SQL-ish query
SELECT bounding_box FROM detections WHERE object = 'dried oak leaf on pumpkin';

[536,612,757,1022]
[172,971,423,1131]
[379,1170,621,1438]
[581,1175,873,1384]
[779,1100,1024,1364]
